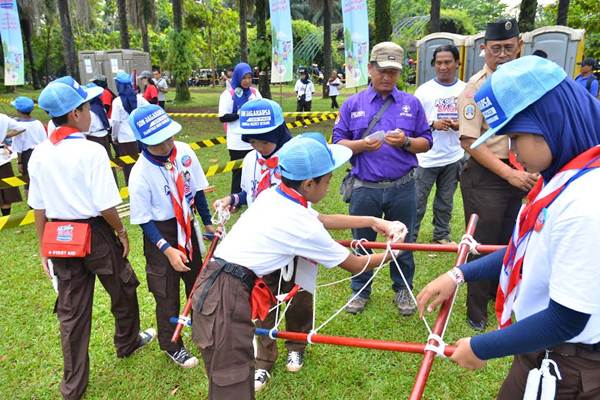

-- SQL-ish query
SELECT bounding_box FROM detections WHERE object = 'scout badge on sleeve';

[41,222,92,258]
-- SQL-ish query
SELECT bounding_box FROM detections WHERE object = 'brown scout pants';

[143,218,202,352]
[460,158,526,324]
[497,345,600,399]
[255,267,313,371]
[192,261,255,400]
[52,218,141,400]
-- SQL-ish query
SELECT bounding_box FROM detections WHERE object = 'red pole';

[255,328,456,356]
[337,240,503,254]
[408,214,480,400]
[171,233,221,343]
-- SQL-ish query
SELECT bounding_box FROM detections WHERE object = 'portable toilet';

[521,26,585,78]
[78,51,107,84]
[105,49,151,92]
[415,32,465,86]
[462,31,485,82]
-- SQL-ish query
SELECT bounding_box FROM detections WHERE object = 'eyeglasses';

[487,44,518,56]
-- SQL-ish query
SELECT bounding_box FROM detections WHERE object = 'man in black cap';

[575,57,599,98]
[457,18,539,331]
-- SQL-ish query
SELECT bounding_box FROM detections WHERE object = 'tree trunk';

[173,0,183,31]
[140,11,150,52]
[428,0,441,33]
[374,0,391,43]
[556,0,570,26]
[518,0,537,33]
[322,0,332,98]
[20,12,40,89]
[239,0,248,62]
[172,0,190,101]
[117,0,130,49]
[57,0,79,79]
[255,0,271,99]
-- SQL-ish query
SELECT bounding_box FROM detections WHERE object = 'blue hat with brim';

[128,104,182,146]
[232,98,285,135]
[278,132,352,180]
[115,71,133,84]
[38,76,103,117]
[471,56,567,149]
[11,96,35,113]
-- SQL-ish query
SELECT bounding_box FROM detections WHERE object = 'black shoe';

[165,346,199,368]
[467,318,486,331]
[119,328,156,358]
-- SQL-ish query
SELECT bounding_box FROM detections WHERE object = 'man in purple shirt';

[333,42,432,316]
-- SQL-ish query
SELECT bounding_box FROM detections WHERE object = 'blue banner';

[342,0,369,88]
[269,0,293,83]
[0,0,24,85]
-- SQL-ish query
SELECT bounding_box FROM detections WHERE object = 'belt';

[550,342,600,360]
[354,169,415,189]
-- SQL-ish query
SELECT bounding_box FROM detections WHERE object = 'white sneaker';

[286,351,304,372]
[165,347,199,368]
[254,368,270,392]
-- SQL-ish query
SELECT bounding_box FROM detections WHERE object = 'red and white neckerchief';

[165,146,194,260]
[50,125,81,145]
[255,155,281,198]
[496,146,600,329]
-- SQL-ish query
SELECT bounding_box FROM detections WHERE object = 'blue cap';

[233,99,285,135]
[11,96,35,113]
[471,56,566,149]
[38,76,103,117]
[115,71,132,84]
[128,104,182,145]
[278,132,352,180]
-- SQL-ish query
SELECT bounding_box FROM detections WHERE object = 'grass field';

[0,85,510,399]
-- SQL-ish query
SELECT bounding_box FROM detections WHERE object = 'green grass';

[0,85,509,399]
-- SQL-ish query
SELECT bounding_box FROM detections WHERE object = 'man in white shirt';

[153,68,169,110]
[413,45,466,244]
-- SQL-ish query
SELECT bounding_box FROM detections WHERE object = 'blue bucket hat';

[233,98,285,135]
[38,76,103,117]
[128,104,182,145]
[471,56,567,149]
[278,132,352,180]
[11,96,35,113]
[115,71,133,84]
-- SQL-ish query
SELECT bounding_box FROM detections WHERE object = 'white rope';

[424,333,447,358]
[281,261,294,282]
[211,202,231,229]
[175,315,192,327]
[315,239,373,289]
[459,233,480,255]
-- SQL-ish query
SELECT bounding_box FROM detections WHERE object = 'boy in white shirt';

[294,68,315,127]
[191,132,407,399]
[0,113,26,215]
[128,104,215,368]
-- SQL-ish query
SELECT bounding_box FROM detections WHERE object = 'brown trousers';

[192,262,255,400]
[498,346,600,399]
[460,158,526,324]
[52,218,141,400]
[116,141,139,185]
[255,267,313,371]
[143,218,202,352]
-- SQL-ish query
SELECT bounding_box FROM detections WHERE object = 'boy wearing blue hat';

[0,113,26,215]
[128,104,214,368]
[192,132,407,399]
[418,56,600,398]
[28,76,155,400]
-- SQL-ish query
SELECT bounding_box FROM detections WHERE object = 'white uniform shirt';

[0,114,26,166]
[218,88,262,151]
[47,120,56,136]
[86,111,110,138]
[414,79,466,168]
[513,168,600,344]
[110,94,149,143]
[240,149,283,207]
[295,80,315,102]
[327,78,342,96]
[129,141,209,224]
[27,132,121,219]
[11,120,47,153]
[214,187,349,277]
[155,78,168,102]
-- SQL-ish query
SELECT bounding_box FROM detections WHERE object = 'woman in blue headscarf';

[218,62,262,193]
[418,56,600,399]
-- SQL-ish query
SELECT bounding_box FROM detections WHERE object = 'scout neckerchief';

[255,154,281,198]
[50,125,81,145]
[496,146,600,328]
[275,182,308,208]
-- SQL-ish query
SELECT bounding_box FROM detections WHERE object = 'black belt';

[550,342,600,358]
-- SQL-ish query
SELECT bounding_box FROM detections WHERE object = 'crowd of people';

[1,16,600,400]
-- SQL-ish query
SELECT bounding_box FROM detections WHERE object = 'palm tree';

[255,0,271,98]
[17,0,41,88]
[117,0,130,49]
[518,0,537,33]
[321,0,332,98]
[56,0,78,79]
[374,0,392,42]
[239,0,249,62]
[556,0,570,25]
[172,0,191,101]
[428,0,441,33]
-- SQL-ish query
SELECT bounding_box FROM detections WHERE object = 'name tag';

[351,110,365,119]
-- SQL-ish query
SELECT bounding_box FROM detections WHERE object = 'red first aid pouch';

[42,222,92,258]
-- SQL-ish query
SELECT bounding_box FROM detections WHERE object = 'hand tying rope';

[459,233,480,255]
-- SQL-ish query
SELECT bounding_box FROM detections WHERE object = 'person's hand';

[450,120,460,130]
[450,338,487,370]
[383,129,406,147]
[416,273,457,318]
[117,228,129,258]
[213,196,234,211]
[362,137,383,152]
[204,224,216,234]
[432,119,453,131]
[506,169,539,191]
[165,247,191,272]
[40,255,51,279]
[371,219,407,242]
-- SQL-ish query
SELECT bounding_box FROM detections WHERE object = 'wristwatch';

[446,267,465,286]
[402,137,412,150]
[429,120,435,129]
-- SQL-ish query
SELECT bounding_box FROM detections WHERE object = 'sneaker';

[345,296,369,314]
[432,238,456,245]
[119,328,156,358]
[286,351,304,372]
[467,318,487,332]
[166,346,199,368]
[254,369,270,392]
[394,289,416,316]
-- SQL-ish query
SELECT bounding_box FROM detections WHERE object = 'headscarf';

[89,96,110,130]
[117,81,138,115]
[500,78,600,182]
[241,123,292,158]
[300,71,310,85]
[230,63,254,113]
